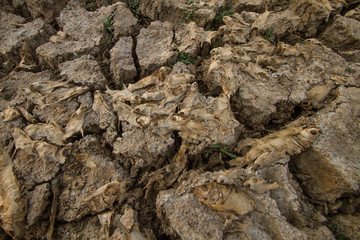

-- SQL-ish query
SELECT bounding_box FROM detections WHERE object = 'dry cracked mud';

[1,0,360,239]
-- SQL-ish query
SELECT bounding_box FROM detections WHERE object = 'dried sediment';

[203,30,351,128]
[0,150,27,239]
[0,0,360,239]
[290,86,360,203]
[136,21,177,77]
[0,12,55,73]
[36,1,137,69]
[108,67,241,176]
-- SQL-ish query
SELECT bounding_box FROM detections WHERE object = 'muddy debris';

[136,21,177,77]
[0,12,55,74]
[0,0,360,239]
[59,56,108,90]
[110,36,137,85]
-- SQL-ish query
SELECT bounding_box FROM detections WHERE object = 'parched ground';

[0,0,360,239]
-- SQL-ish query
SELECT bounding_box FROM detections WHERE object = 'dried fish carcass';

[0,150,27,239]
[194,182,255,216]
[230,126,319,168]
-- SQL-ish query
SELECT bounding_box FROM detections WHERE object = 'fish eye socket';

[310,130,318,135]
[201,185,208,191]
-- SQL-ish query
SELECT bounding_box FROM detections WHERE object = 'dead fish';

[144,141,188,198]
[127,67,170,92]
[244,177,280,194]
[0,150,26,239]
[274,42,301,56]
[256,55,287,70]
[253,150,288,169]
[2,107,21,122]
[12,128,35,153]
[30,80,70,95]
[105,87,143,105]
[44,86,89,106]
[230,126,319,168]
[50,31,71,44]
[303,81,336,109]
[167,73,195,86]
[81,181,127,214]
[194,182,255,216]
[63,105,88,140]
[16,106,37,123]
[24,123,65,146]
[318,0,335,12]
[34,141,67,164]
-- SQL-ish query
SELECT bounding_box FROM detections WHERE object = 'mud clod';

[0,0,360,239]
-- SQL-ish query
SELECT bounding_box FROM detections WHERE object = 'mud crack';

[131,35,141,82]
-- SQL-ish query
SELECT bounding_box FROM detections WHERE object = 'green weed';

[345,67,356,73]
[101,11,116,44]
[128,0,140,18]
[179,6,199,25]
[204,144,238,161]
[127,0,151,25]
[176,52,196,65]
[186,0,199,4]
[145,207,156,214]
[212,36,224,48]
[329,224,350,240]
[263,28,274,44]
[118,79,125,90]
[211,7,235,30]
[85,0,97,11]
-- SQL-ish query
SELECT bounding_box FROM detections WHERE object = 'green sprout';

[176,52,196,65]
[118,79,125,90]
[212,36,224,48]
[329,224,350,240]
[264,28,274,44]
[211,7,235,30]
[85,0,97,11]
[179,6,199,25]
[345,67,356,73]
[128,0,140,18]
[145,207,156,215]
[186,0,199,4]
[101,11,116,44]
[204,144,238,161]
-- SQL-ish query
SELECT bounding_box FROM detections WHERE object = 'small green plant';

[263,28,274,44]
[179,6,199,25]
[127,0,151,25]
[211,7,235,30]
[186,0,199,4]
[345,67,356,73]
[145,207,156,214]
[212,36,224,48]
[118,79,125,90]
[176,52,196,65]
[85,0,97,11]
[128,0,140,18]
[329,224,350,240]
[185,7,199,21]
[101,11,116,44]
[204,144,238,161]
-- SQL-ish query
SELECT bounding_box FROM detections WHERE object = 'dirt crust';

[0,0,360,239]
